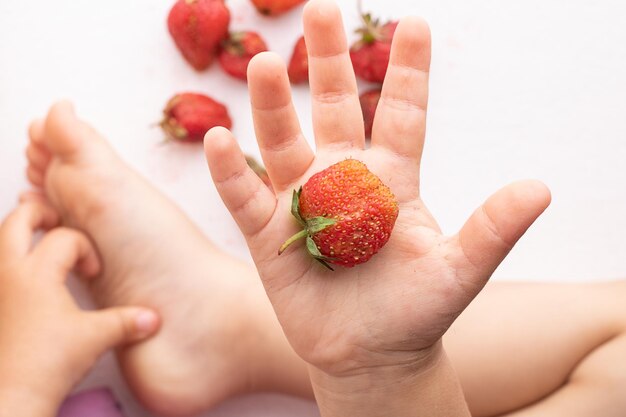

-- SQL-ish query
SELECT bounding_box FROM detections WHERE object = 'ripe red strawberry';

[219,31,268,81]
[359,89,381,138]
[288,36,309,84]
[350,13,398,83]
[167,0,231,71]
[279,159,398,269]
[250,0,306,16]
[160,93,232,142]
[245,155,273,191]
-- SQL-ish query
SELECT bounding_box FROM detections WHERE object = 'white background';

[1,0,625,416]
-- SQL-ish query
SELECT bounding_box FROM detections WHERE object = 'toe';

[26,143,51,171]
[26,165,45,187]
[28,119,45,145]
[44,100,88,159]
[18,190,49,204]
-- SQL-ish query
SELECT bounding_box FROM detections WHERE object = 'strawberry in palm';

[279,159,398,269]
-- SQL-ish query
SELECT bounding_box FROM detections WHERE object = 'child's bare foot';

[24,101,309,416]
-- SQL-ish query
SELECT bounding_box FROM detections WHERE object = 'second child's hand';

[0,199,160,417]
[205,0,551,415]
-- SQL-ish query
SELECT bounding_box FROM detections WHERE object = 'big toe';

[44,100,100,160]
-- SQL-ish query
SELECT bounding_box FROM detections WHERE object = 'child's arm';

[204,1,551,415]
[0,201,159,417]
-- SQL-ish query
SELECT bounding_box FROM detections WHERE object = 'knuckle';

[96,310,132,345]
[259,132,303,154]
[215,168,245,187]
[313,90,353,105]
[480,206,513,249]
[113,310,133,339]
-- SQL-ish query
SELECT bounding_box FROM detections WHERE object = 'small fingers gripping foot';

[88,307,161,350]
[31,227,101,279]
[0,200,59,258]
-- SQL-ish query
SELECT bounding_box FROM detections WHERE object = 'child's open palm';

[205,0,550,382]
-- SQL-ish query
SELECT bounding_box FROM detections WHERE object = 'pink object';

[58,388,125,417]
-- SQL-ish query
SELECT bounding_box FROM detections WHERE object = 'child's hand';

[205,0,550,414]
[0,200,159,417]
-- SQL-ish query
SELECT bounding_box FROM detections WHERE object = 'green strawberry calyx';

[354,0,384,45]
[222,32,247,56]
[356,13,383,44]
[278,187,337,270]
[159,117,189,141]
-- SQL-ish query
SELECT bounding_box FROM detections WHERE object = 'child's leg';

[26,102,312,417]
[503,334,626,417]
[445,281,626,417]
[26,103,626,417]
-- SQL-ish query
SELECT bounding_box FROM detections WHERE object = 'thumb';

[87,307,160,351]
[455,180,551,293]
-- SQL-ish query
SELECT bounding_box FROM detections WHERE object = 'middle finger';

[304,0,364,150]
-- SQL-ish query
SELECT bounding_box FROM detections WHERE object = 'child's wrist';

[308,343,471,417]
[310,341,443,391]
[0,357,67,417]
[0,384,60,417]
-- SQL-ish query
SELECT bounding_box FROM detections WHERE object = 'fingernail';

[135,310,159,336]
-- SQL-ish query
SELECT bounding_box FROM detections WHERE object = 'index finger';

[0,202,59,260]
[31,228,101,280]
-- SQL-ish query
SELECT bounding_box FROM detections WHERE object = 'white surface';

[1,0,626,416]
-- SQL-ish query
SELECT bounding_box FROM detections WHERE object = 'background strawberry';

[219,31,268,81]
[250,0,306,16]
[288,36,309,84]
[350,13,398,83]
[359,88,381,138]
[167,0,231,71]
[160,92,232,142]
[279,159,399,269]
